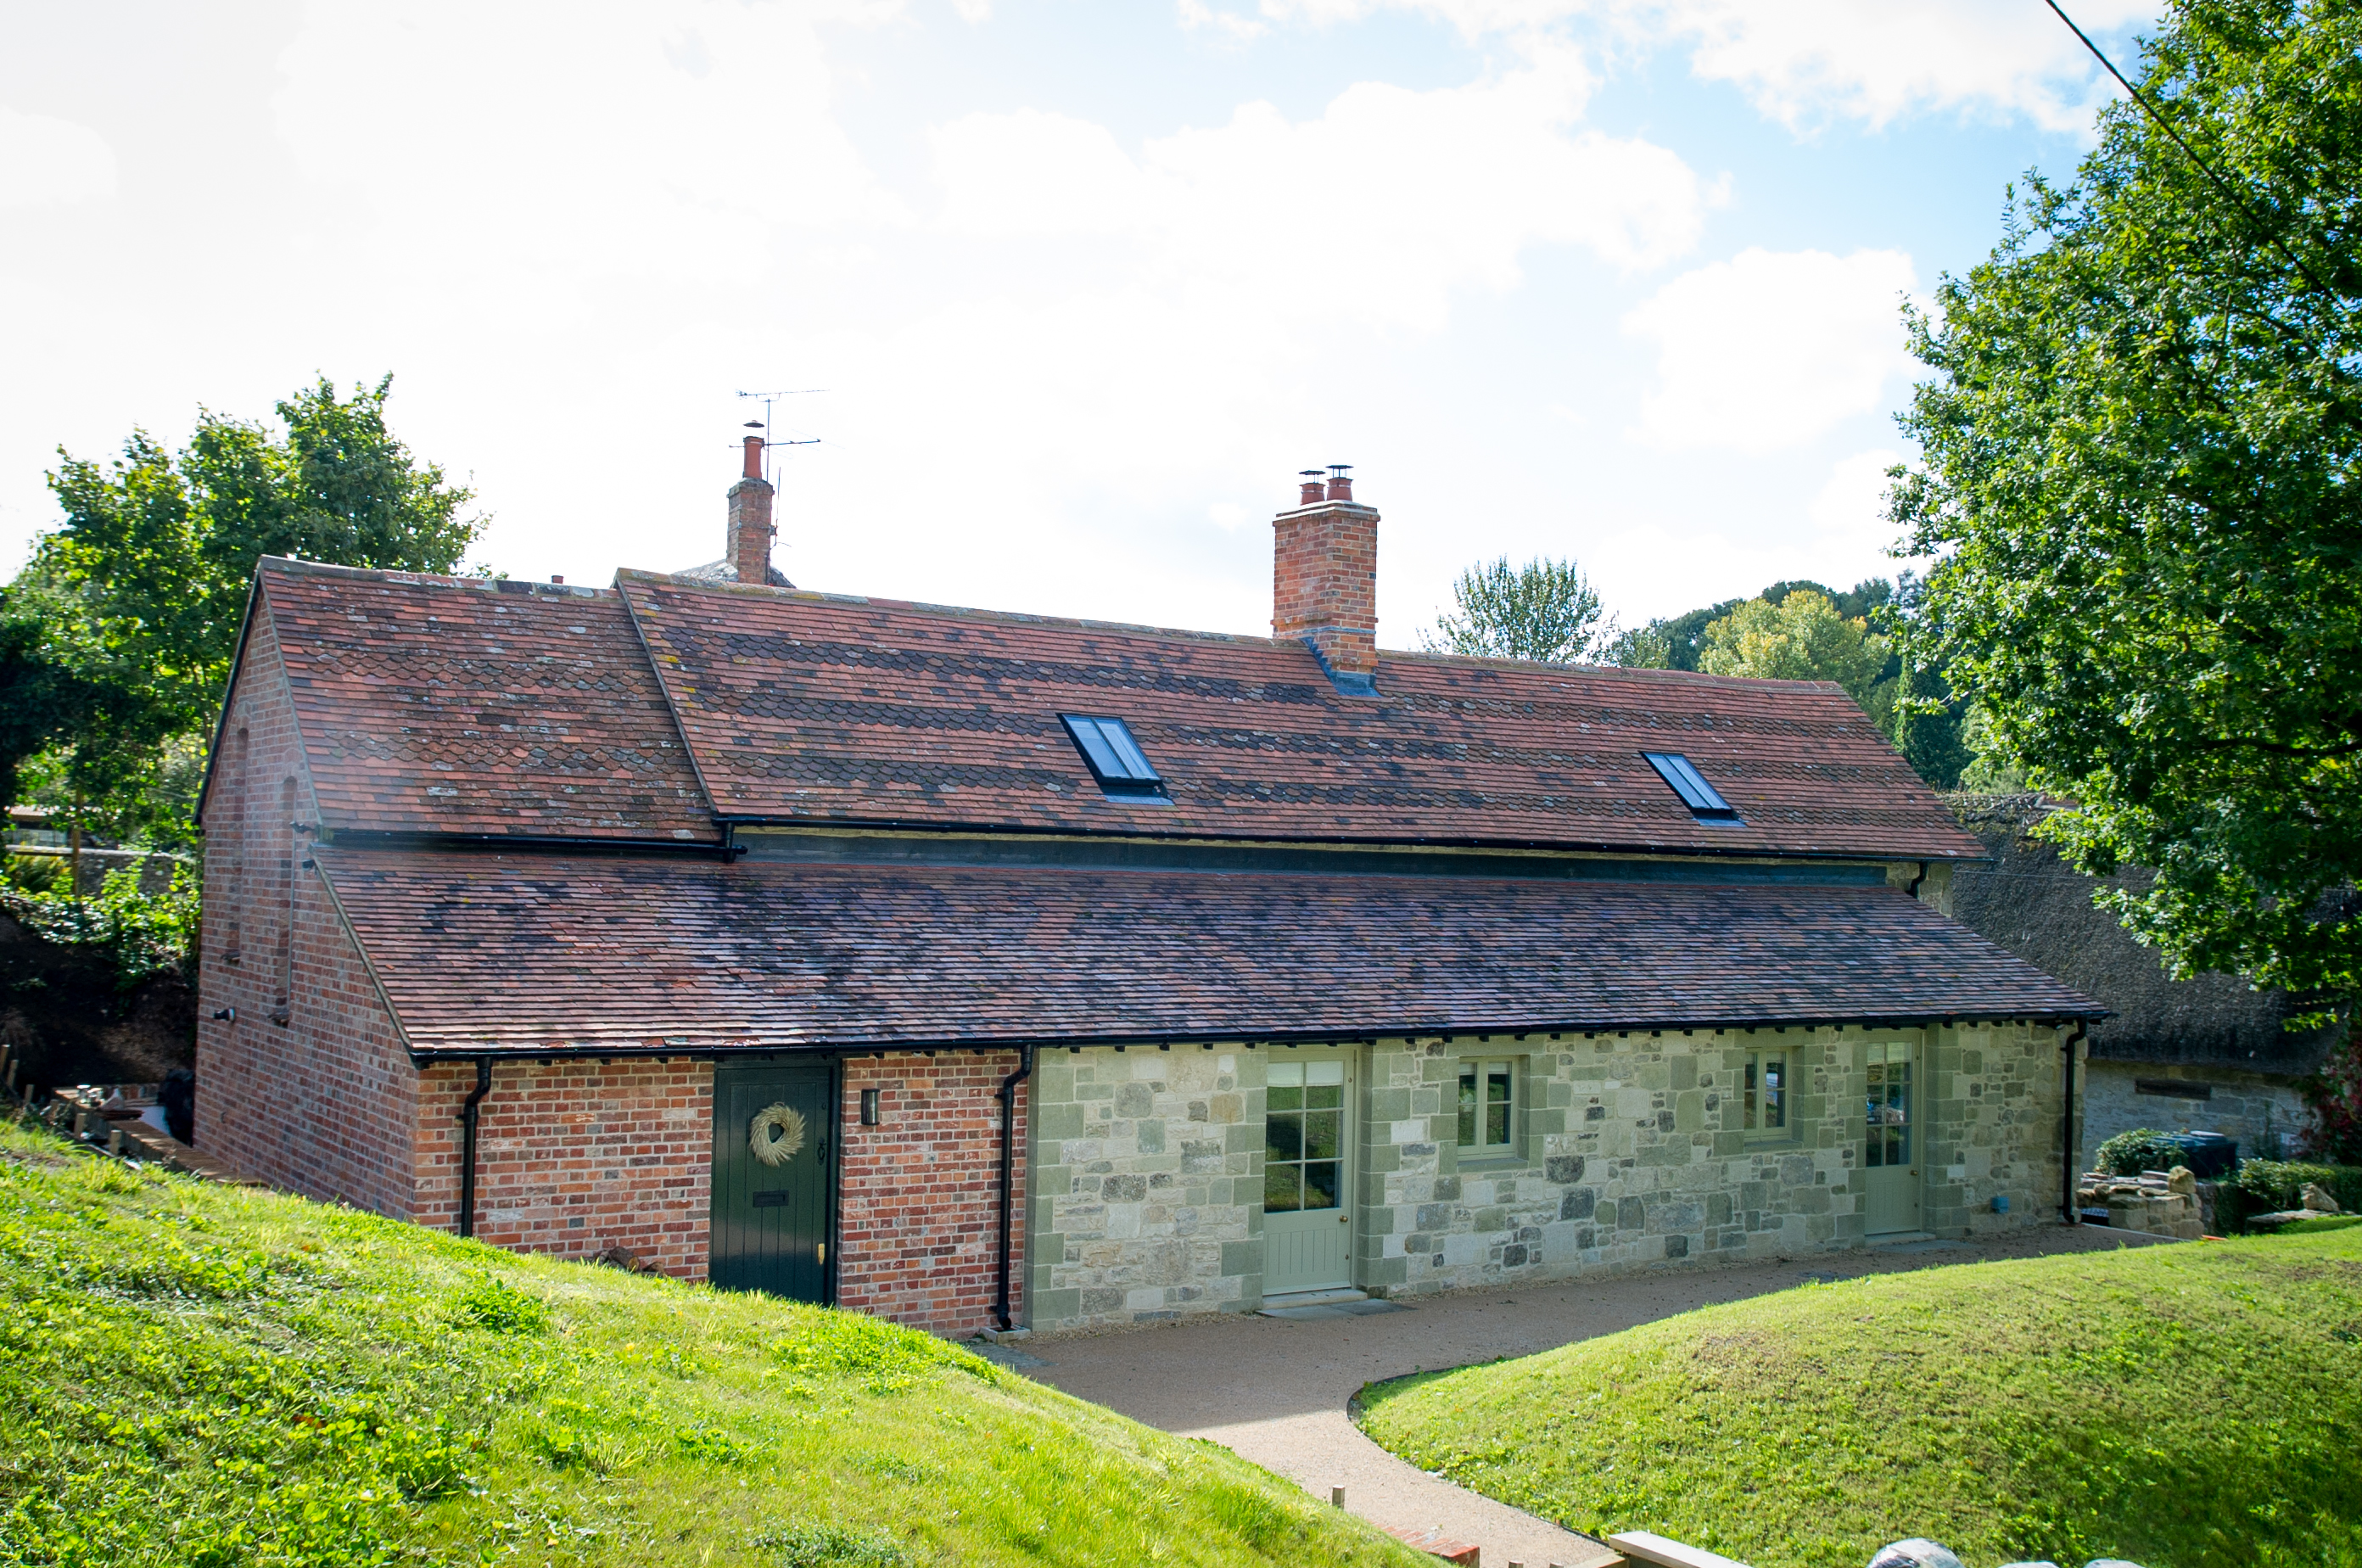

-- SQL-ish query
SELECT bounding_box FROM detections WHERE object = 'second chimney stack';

[727,434,775,585]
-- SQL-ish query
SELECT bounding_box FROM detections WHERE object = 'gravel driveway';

[1017,1226,2168,1568]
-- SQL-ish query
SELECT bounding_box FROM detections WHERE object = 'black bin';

[2165,1132,2237,1179]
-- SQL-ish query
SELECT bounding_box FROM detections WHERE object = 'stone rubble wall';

[2076,1168,2206,1239]
[1026,1024,2069,1333]
[2082,1057,2306,1162]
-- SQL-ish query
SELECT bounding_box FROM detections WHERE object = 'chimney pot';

[742,434,764,481]
[549,574,563,585]
[1273,465,1378,690]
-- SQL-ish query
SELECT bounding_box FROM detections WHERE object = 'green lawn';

[0,1119,1422,1568]
[1359,1233,2362,1568]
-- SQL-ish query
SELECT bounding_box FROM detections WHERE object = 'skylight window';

[1642,752,1742,825]
[1061,714,1165,798]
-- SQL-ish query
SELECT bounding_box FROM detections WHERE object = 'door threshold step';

[1866,1230,1937,1246]
[1261,1288,1368,1310]
[1258,1290,1414,1321]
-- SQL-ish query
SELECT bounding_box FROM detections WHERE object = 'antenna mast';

[735,388,825,485]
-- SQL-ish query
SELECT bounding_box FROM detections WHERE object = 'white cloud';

[1647,0,2156,132]
[269,1,907,328]
[1808,445,1905,563]
[930,43,1709,333]
[1621,246,1917,454]
[0,107,117,209]
[1258,0,2157,131]
[1177,0,1269,41]
[950,0,993,20]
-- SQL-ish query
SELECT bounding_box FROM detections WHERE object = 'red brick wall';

[196,600,421,1217]
[417,1057,714,1277]
[837,1052,1027,1336]
[1272,501,1380,675]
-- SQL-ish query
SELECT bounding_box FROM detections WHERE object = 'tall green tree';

[1699,589,1897,730]
[15,376,485,839]
[1422,556,1608,664]
[1888,1,2362,1152]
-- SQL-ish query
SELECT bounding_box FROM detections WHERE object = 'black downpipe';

[1904,860,1929,899]
[458,1057,493,1239]
[2060,1022,2088,1224]
[992,1044,1037,1333]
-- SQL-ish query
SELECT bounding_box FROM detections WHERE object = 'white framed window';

[1743,1050,1788,1135]
[1457,1059,1516,1153]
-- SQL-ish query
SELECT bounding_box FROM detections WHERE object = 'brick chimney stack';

[1273,464,1379,693]
[726,433,775,585]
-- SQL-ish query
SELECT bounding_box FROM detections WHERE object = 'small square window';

[1061,714,1165,797]
[1744,1050,1787,1134]
[1457,1060,1516,1153]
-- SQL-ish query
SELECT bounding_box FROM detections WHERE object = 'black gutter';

[992,1044,1036,1333]
[2060,1022,2088,1225]
[403,1010,2113,1067]
[711,815,1989,866]
[457,1058,493,1238]
[322,829,730,860]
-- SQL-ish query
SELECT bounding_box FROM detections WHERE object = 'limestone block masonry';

[1022,1025,2068,1333]
[1026,1046,1266,1330]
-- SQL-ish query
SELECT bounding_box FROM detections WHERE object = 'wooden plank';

[1606,1531,1752,1568]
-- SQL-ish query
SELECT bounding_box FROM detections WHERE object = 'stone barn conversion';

[194,449,2104,1337]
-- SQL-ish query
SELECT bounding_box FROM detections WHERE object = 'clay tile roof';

[615,572,1983,861]
[259,559,715,842]
[316,848,2103,1056]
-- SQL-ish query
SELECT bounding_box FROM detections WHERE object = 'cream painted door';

[1264,1049,1354,1294]
[1864,1039,1923,1235]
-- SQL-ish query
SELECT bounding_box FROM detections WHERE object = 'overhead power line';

[2042,0,2337,299]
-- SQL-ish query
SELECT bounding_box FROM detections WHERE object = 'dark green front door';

[710,1061,835,1302]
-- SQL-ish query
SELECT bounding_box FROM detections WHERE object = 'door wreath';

[749,1102,807,1167]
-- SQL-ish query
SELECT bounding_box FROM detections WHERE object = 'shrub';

[4,853,61,894]
[2232,1158,2362,1216]
[0,862,199,987]
[2094,1127,2191,1176]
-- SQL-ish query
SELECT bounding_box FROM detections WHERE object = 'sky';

[0,0,2158,645]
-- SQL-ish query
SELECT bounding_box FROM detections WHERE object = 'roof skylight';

[1642,752,1741,825]
[1061,714,1165,798]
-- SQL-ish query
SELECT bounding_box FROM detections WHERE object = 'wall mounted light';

[860,1088,881,1126]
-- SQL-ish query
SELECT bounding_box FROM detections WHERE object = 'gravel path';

[1021,1226,2169,1568]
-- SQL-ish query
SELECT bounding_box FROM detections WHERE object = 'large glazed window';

[1265,1060,1345,1212]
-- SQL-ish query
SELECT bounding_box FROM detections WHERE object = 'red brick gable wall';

[198,606,417,1215]
[838,1053,1026,1336]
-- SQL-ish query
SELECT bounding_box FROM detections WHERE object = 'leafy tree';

[1422,556,1608,663]
[1887,1,2362,1152]
[1699,589,1896,729]
[13,376,484,841]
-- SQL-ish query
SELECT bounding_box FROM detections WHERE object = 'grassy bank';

[1359,1233,2362,1568]
[0,1120,1420,1568]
